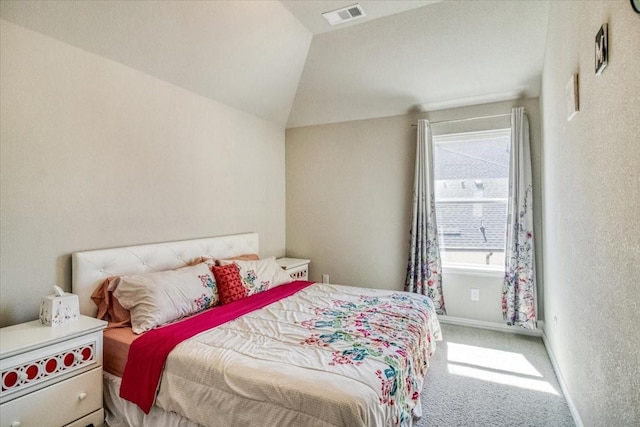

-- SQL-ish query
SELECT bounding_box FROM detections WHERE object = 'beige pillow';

[91,257,210,330]
[218,257,293,295]
[113,262,218,334]
[215,253,260,264]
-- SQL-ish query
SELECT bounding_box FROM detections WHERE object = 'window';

[433,129,510,269]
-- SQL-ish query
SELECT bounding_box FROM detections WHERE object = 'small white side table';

[0,315,107,427]
[276,258,310,281]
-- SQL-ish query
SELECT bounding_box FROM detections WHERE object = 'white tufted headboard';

[72,233,259,317]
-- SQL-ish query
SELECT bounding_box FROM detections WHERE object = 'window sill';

[442,264,504,278]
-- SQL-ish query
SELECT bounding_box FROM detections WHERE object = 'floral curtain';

[502,107,536,328]
[405,119,446,315]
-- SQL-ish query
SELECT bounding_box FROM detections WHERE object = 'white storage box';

[39,287,79,326]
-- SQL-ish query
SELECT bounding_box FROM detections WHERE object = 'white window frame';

[433,128,511,274]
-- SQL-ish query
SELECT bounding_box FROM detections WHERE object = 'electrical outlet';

[470,288,480,301]
[322,274,330,284]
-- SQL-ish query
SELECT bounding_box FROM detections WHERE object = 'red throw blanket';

[120,280,315,413]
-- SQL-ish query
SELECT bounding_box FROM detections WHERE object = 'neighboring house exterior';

[434,134,509,267]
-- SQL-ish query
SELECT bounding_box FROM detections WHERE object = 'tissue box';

[39,293,80,326]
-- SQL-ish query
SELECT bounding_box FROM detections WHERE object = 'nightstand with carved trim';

[276,258,310,281]
[0,316,107,427]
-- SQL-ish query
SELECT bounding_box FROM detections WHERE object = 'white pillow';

[219,257,292,295]
[113,262,218,334]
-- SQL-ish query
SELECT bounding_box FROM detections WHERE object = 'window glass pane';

[434,130,510,267]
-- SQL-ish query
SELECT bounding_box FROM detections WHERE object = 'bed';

[72,233,441,427]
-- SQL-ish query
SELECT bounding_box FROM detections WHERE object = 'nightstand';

[276,257,310,281]
[0,315,107,427]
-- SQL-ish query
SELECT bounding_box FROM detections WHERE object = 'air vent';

[322,4,366,26]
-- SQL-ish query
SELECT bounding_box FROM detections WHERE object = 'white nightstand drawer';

[286,264,308,280]
[276,258,310,281]
[65,408,104,427]
[1,331,102,403]
[0,367,102,427]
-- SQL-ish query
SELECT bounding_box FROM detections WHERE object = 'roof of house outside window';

[434,137,510,181]
[434,136,509,251]
[436,200,506,250]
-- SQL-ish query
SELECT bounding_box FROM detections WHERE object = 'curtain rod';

[411,113,511,127]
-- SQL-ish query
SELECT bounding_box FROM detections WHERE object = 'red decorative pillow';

[212,264,247,304]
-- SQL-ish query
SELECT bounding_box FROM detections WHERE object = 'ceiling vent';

[322,4,366,26]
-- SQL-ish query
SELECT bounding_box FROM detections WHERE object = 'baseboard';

[437,315,543,337]
[541,330,584,427]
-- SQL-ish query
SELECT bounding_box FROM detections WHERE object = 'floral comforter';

[154,283,441,427]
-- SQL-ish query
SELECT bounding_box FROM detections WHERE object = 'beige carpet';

[417,324,575,427]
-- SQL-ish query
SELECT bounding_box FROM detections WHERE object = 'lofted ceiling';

[0,0,312,126]
[287,0,550,127]
[280,0,443,34]
[0,0,550,129]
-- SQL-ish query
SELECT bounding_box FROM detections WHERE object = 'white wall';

[286,114,415,291]
[441,270,504,323]
[0,20,286,327]
[286,98,542,323]
[540,2,640,425]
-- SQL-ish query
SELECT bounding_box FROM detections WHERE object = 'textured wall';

[441,272,504,323]
[0,21,286,327]
[286,114,415,291]
[540,1,640,425]
[286,98,543,323]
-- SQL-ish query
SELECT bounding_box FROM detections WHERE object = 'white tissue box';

[39,293,80,326]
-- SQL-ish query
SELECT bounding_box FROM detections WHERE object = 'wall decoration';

[595,23,608,75]
[632,0,640,14]
[566,74,579,121]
